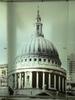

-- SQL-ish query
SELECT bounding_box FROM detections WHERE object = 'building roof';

[0,64,8,68]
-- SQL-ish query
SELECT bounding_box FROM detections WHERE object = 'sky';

[0,1,75,71]
[0,2,7,64]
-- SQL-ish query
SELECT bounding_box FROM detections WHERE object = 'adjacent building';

[8,10,66,97]
[67,54,75,95]
[0,64,8,96]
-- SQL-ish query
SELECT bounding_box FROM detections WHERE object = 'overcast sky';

[0,3,7,64]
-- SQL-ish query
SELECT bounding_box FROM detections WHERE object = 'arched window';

[34,58,37,61]
[26,75,30,85]
[44,59,46,62]
[52,60,54,64]
[48,59,50,62]
[29,58,31,61]
[25,59,27,61]
[39,58,41,61]
[37,25,39,31]
[2,70,6,75]
[55,61,57,64]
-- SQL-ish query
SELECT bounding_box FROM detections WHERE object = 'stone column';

[15,73,17,89]
[30,72,32,88]
[59,76,61,91]
[21,73,24,88]
[19,72,21,89]
[43,72,45,90]
[62,78,64,91]
[48,73,51,89]
[12,74,15,89]
[24,72,26,88]
[36,72,39,88]
[64,78,67,91]
[54,75,56,89]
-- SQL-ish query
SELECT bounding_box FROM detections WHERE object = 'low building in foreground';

[0,64,8,96]
[8,10,66,97]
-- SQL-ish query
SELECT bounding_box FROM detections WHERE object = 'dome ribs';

[17,10,62,68]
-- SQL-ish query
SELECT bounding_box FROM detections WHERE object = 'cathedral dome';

[23,35,61,66]
[24,36,58,58]
[22,10,61,66]
[9,9,66,96]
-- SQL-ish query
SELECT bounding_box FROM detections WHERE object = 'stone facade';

[0,64,8,96]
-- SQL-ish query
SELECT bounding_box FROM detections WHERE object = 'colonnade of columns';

[13,72,26,89]
[12,71,66,92]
